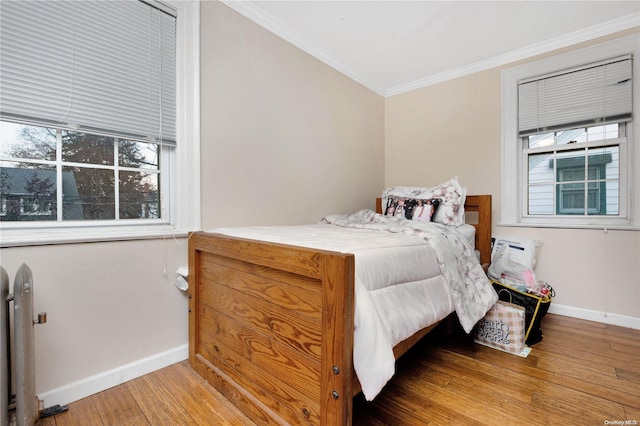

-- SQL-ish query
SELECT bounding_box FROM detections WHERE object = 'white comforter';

[210,210,497,401]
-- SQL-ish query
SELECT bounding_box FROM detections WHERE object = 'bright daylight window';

[0,0,177,233]
[1,123,163,222]
[501,35,639,230]
[524,123,625,217]
[519,57,631,221]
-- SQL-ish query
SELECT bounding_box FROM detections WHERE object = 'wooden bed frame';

[188,195,491,425]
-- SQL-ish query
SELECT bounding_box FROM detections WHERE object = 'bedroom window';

[1,122,163,222]
[525,123,623,217]
[0,0,200,246]
[501,35,639,229]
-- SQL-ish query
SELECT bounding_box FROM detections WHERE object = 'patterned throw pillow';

[382,177,467,226]
[383,196,440,223]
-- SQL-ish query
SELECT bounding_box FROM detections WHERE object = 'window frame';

[523,127,624,218]
[1,127,166,222]
[0,0,200,247]
[556,162,604,215]
[501,34,640,230]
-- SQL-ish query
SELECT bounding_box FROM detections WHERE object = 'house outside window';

[1,123,163,222]
[525,123,621,217]
[501,34,640,230]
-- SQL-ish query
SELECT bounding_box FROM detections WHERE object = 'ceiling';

[221,1,640,97]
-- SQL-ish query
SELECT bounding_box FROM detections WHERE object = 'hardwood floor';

[36,314,639,425]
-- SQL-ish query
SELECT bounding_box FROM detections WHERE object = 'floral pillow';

[384,196,440,223]
[382,177,467,226]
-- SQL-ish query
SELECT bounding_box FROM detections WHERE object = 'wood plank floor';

[36,314,640,425]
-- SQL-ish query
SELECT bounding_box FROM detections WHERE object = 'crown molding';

[221,1,639,99]
[386,12,640,97]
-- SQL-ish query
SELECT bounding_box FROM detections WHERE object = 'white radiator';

[1,264,65,426]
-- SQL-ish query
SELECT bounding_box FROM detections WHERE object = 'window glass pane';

[118,140,159,169]
[0,164,57,221]
[0,122,56,161]
[590,146,618,216]
[528,152,555,214]
[558,182,586,214]
[602,180,619,216]
[63,166,115,220]
[527,132,554,148]
[0,127,166,223]
[528,153,554,184]
[62,131,114,166]
[587,187,598,211]
[556,128,586,145]
[559,167,584,182]
[588,146,618,170]
[526,144,620,217]
[552,146,619,216]
[556,149,585,170]
[587,124,618,141]
[527,123,621,150]
[119,171,159,219]
[528,184,554,215]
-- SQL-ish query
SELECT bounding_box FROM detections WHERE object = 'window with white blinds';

[0,0,199,246]
[501,34,640,230]
[0,0,176,145]
[518,57,632,138]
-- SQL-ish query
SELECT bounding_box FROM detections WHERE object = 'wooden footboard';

[189,233,355,425]
[189,195,492,425]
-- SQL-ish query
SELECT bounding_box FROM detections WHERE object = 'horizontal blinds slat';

[518,58,632,136]
[0,1,73,125]
[0,0,176,145]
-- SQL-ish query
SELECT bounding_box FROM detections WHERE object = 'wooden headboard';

[375,194,492,265]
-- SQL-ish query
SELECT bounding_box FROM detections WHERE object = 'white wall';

[199,1,386,229]
[0,238,188,406]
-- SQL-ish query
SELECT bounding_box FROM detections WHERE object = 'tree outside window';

[0,122,161,222]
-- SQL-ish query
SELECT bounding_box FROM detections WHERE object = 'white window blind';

[518,56,632,137]
[0,0,176,145]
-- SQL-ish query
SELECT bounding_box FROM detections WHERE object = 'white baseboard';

[548,304,640,330]
[38,344,189,408]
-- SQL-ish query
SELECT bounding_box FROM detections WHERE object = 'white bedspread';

[209,211,496,401]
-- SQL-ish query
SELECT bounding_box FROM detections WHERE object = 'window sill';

[497,221,640,231]
[0,223,191,247]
